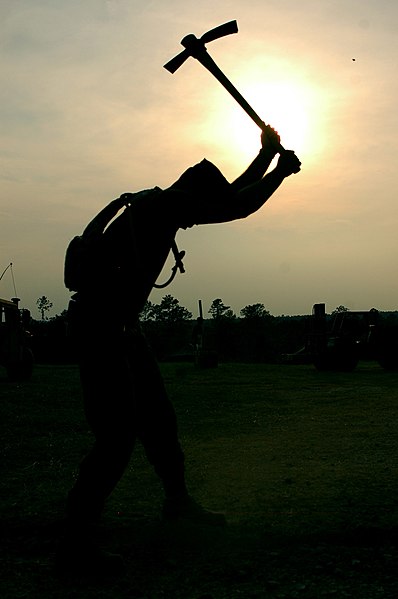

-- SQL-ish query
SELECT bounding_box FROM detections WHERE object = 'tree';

[239,303,273,362]
[149,295,192,323]
[240,303,271,320]
[139,300,155,321]
[208,298,235,321]
[36,296,53,320]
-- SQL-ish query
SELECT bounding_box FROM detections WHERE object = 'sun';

[204,72,324,166]
[230,80,312,155]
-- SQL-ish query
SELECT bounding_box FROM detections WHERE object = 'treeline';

[28,295,309,364]
[28,295,398,365]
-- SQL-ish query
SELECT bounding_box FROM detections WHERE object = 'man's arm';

[231,150,301,219]
[196,149,301,225]
[230,126,281,192]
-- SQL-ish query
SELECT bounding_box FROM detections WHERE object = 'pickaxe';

[164,20,285,154]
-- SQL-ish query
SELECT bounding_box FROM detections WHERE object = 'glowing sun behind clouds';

[230,78,320,156]
[203,64,327,170]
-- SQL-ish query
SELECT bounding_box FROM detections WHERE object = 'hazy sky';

[1,0,397,318]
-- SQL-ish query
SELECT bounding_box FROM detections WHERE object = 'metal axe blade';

[164,20,285,153]
[200,20,238,44]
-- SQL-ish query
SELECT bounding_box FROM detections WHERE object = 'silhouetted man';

[58,127,301,575]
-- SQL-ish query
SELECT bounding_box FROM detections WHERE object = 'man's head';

[168,159,230,199]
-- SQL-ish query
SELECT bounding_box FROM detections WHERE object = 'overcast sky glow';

[1,0,397,318]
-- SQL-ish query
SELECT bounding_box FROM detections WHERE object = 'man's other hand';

[276,150,301,176]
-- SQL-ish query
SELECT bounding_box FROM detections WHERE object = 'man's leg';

[66,430,137,524]
[132,334,226,526]
[67,342,138,519]
[57,342,136,575]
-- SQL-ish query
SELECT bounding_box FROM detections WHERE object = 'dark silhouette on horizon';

[57,126,301,576]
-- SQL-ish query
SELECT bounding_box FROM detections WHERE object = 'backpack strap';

[123,191,186,289]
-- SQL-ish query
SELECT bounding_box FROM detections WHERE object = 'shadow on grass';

[2,513,398,598]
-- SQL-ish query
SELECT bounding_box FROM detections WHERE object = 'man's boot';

[162,495,226,527]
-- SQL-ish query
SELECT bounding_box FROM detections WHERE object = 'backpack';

[64,235,99,292]
[64,189,187,293]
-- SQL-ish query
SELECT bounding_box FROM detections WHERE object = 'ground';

[1,361,398,598]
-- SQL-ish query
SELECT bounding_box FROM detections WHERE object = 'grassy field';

[1,361,398,598]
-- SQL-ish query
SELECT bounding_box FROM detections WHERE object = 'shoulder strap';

[124,190,186,289]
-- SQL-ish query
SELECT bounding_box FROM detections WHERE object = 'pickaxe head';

[164,20,238,74]
[163,20,286,154]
